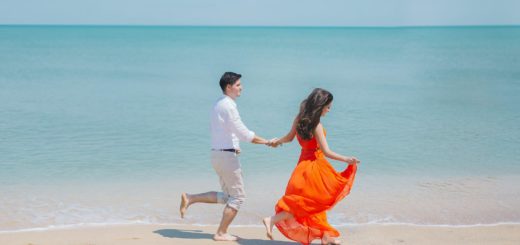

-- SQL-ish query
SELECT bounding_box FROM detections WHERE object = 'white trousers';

[211,151,246,210]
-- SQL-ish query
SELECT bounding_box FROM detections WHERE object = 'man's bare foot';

[262,217,274,240]
[213,233,238,241]
[179,193,189,219]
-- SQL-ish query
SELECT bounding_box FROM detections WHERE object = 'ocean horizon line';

[1,24,519,29]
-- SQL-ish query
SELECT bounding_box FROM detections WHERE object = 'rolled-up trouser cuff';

[216,192,244,210]
[216,192,227,204]
[226,196,244,210]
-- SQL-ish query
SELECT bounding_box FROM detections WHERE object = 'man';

[180,71,272,241]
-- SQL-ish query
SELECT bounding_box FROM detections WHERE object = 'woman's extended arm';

[314,123,358,165]
[271,117,298,147]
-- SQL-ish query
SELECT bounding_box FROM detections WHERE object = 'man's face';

[226,79,242,99]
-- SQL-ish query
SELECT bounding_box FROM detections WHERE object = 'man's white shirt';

[210,95,255,150]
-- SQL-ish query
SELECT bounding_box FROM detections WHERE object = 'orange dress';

[275,129,357,244]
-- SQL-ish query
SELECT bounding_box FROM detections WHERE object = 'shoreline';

[2,221,520,234]
[0,223,519,245]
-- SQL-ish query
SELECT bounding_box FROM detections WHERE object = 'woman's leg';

[262,211,293,240]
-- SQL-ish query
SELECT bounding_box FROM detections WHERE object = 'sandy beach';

[0,224,519,245]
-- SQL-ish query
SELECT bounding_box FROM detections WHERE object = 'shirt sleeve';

[225,105,255,142]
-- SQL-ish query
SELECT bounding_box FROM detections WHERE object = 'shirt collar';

[223,95,237,106]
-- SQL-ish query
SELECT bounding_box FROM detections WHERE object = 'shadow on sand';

[154,229,296,244]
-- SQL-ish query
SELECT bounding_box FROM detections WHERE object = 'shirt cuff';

[246,131,255,142]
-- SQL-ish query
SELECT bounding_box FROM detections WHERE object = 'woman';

[263,88,359,245]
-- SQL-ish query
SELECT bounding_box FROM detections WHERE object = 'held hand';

[273,140,283,147]
[266,138,281,148]
[345,156,360,165]
[266,138,276,147]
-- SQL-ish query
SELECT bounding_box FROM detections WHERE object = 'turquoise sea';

[1,26,519,232]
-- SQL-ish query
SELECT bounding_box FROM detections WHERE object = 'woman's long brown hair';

[296,88,333,140]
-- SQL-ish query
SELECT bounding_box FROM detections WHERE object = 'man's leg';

[181,152,232,219]
[211,151,245,241]
[213,205,239,241]
[180,191,219,218]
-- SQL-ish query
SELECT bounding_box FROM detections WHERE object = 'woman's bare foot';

[213,233,238,241]
[321,238,342,245]
[322,234,342,245]
[179,193,189,218]
[262,217,274,240]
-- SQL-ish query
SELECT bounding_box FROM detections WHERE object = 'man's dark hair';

[219,72,242,93]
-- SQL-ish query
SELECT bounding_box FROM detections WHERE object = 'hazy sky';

[1,0,519,26]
